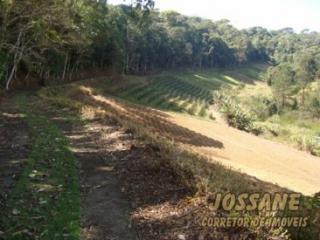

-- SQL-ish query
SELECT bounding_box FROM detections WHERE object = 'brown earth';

[29,100,140,240]
[36,98,261,240]
[84,92,320,196]
[31,98,254,240]
[170,112,320,196]
[2,92,319,239]
[2,94,257,240]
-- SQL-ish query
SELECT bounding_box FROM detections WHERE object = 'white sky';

[108,0,320,32]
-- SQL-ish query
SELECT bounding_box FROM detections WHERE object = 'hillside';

[1,65,320,239]
[35,65,320,195]
[1,1,320,239]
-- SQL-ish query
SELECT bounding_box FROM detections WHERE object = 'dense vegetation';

[1,0,319,90]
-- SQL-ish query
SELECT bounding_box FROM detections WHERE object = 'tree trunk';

[301,87,305,106]
[5,31,24,90]
[62,53,69,81]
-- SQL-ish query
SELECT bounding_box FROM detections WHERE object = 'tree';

[1,0,88,89]
[1,0,320,90]
[134,0,155,10]
[269,64,296,111]
[295,52,317,105]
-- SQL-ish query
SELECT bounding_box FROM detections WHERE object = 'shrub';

[306,95,320,118]
[258,122,281,137]
[290,131,320,156]
[214,91,262,134]
[199,105,207,117]
[187,102,198,115]
[245,96,277,120]
[224,103,253,131]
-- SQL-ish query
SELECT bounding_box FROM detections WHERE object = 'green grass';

[118,65,268,112]
[263,112,320,155]
[237,66,264,80]
[218,79,320,156]
[117,73,217,116]
[271,111,320,133]
[0,96,80,240]
[101,65,269,119]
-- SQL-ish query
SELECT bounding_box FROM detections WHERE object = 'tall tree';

[295,52,317,105]
[269,64,296,111]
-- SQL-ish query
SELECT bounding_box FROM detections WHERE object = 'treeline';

[265,34,320,115]
[0,0,320,90]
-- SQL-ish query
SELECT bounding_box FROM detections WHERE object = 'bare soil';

[30,99,199,240]
[170,112,320,195]
[30,101,140,240]
[2,91,319,239]
[31,97,254,240]
[86,93,320,195]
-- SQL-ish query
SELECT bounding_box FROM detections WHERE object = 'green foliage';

[199,104,208,117]
[295,52,317,87]
[268,64,296,111]
[289,130,320,155]
[302,81,320,118]
[307,95,320,118]
[0,96,80,239]
[244,95,278,120]
[118,73,213,116]
[260,113,320,156]
[1,0,320,90]
[214,91,262,134]
[0,1,276,88]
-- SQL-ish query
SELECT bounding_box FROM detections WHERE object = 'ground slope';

[88,93,320,196]
[169,111,320,196]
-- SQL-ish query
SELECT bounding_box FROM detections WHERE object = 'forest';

[1,1,319,88]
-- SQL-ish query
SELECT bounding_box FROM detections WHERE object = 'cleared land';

[170,112,320,195]
[80,92,320,195]
[50,64,318,195]
[2,64,319,239]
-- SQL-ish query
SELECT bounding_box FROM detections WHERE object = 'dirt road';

[90,94,320,196]
[170,112,320,196]
[91,70,320,196]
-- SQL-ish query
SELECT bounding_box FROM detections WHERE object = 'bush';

[270,124,320,156]
[224,103,253,131]
[289,131,320,156]
[199,105,207,117]
[306,95,320,118]
[187,102,198,115]
[214,91,262,134]
[246,96,278,120]
[258,122,281,137]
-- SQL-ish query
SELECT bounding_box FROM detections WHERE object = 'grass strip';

[0,96,80,240]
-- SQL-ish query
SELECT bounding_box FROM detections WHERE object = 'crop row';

[119,76,213,117]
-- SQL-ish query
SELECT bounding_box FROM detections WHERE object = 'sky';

[108,0,320,32]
